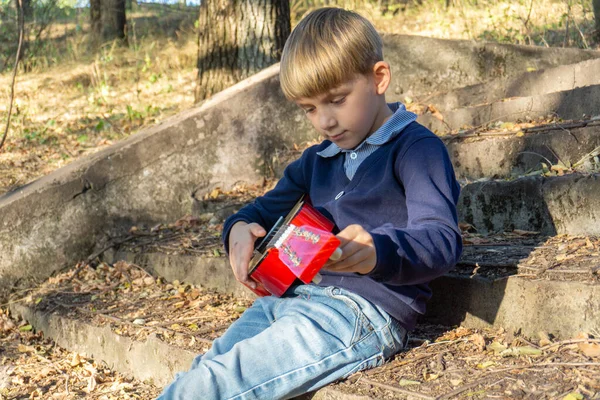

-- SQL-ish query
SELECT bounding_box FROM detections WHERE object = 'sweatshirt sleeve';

[367,137,463,285]
[221,155,308,254]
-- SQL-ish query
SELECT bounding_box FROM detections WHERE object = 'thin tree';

[0,0,25,153]
[594,0,600,42]
[195,0,290,102]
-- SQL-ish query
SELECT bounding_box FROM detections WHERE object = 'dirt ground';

[4,258,599,399]
[0,309,161,399]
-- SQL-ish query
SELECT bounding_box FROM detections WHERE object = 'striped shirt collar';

[317,102,416,158]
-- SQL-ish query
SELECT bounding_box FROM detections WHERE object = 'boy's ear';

[372,61,392,95]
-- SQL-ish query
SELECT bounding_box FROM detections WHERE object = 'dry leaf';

[398,379,421,386]
[487,341,507,353]
[578,342,600,357]
[538,331,552,347]
[87,374,97,393]
[70,353,82,367]
[500,346,543,357]
[477,360,495,369]
[17,344,34,353]
[469,333,486,352]
[427,105,444,121]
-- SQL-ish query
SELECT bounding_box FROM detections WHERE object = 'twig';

[540,338,600,351]
[0,0,25,153]
[489,361,600,373]
[357,376,436,400]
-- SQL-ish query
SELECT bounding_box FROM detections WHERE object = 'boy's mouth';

[329,131,346,141]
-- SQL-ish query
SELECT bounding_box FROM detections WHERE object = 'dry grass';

[0,0,598,196]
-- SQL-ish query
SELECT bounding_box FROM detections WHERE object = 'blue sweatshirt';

[223,121,462,330]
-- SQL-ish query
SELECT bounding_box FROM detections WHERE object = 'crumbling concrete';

[426,58,600,111]
[428,274,600,339]
[10,303,195,387]
[445,124,600,180]
[382,35,600,99]
[419,85,600,134]
[458,173,600,235]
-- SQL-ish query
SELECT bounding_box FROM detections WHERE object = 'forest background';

[0,0,599,197]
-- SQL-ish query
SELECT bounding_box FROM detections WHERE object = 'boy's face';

[294,65,391,150]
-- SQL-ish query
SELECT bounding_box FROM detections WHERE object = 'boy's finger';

[329,247,343,261]
[249,223,266,237]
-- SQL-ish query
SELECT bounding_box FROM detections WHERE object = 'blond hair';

[280,8,383,100]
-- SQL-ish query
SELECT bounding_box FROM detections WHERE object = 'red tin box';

[246,198,340,297]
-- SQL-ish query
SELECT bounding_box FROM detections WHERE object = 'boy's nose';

[318,112,337,131]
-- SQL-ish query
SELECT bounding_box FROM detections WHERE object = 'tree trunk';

[594,0,600,42]
[21,0,32,21]
[195,0,290,102]
[90,0,102,46]
[102,0,126,42]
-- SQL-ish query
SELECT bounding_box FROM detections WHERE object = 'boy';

[159,7,462,400]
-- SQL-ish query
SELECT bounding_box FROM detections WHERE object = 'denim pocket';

[325,287,374,346]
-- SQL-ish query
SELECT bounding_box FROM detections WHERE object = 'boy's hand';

[228,221,266,289]
[324,224,377,275]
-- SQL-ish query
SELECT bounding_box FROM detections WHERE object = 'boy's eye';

[332,96,346,105]
[304,107,315,114]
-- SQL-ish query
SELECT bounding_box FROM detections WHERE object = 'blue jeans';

[157,285,408,400]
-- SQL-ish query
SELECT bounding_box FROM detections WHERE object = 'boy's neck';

[367,99,394,140]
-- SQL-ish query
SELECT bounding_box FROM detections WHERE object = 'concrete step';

[11,260,599,399]
[103,227,600,339]
[9,293,359,399]
[444,121,600,180]
[417,84,600,135]
[424,58,600,112]
[458,173,600,236]
[382,34,600,100]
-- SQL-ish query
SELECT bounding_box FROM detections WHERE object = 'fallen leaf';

[563,393,584,400]
[578,342,600,357]
[398,379,421,386]
[469,333,486,352]
[487,341,507,353]
[538,331,552,347]
[17,344,34,353]
[71,353,82,367]
[19,324,33,332]
[427,105,444,121]
[477,360,495,369]
[89,375,99,392]
[500,346,543,357]
[450,379,463,386]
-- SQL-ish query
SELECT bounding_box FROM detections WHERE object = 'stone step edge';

[442,122,600,181]
[105,250,600,339]
[8,303,375,400]
[458,173,600,236]
[418,84,600,134]
[426,58,600,112]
